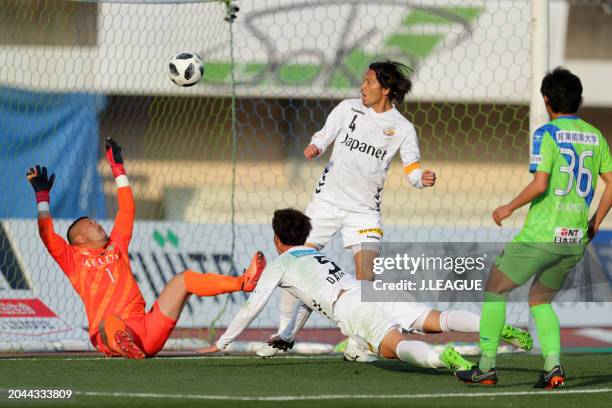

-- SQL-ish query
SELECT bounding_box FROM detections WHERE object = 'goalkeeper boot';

[343,338,377,362]
[455,364,498,385]
[440,345,475,372]
[102,315,145,359]
[533,365,565,390]
[242,251,266,292]
[500,324,533,350]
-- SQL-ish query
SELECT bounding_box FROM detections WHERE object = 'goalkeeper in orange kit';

[27,138,266,359]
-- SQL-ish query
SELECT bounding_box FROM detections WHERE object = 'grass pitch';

[1,354,611,407]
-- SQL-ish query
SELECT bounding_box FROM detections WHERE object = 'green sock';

[479,291,507,371]
[531,304,561,371]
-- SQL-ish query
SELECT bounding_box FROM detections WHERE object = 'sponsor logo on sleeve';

[530,154,543,165]
[553,227,583,244]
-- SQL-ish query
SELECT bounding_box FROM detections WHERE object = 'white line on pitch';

[73,388,612,401]
[0,355,340,362]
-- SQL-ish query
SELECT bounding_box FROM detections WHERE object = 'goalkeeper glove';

[267,335,294,352]
[26,165,55,203]
[104,137,126,177]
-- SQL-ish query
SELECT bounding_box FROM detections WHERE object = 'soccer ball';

[168,52,204,87]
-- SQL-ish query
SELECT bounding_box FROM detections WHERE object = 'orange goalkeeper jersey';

[38,186,146,348]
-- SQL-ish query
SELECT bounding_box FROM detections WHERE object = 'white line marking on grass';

[0,355,340,362]
[73,388,612,401]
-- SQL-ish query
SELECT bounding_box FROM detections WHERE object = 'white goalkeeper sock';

[439,310,480,333]
[115,174,129,188]
[277,289,299,334]
[395,340,444,368]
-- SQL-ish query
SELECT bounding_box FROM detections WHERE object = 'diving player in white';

[198,208,475,373]
[260,61,437,360]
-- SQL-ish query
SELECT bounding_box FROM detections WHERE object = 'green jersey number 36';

[555,148,593,198]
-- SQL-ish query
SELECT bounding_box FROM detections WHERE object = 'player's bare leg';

[340,247,379,361]
[353,249,377,281]
[486,265,518,295]
[155,272,193,321]
[528,279,556,307]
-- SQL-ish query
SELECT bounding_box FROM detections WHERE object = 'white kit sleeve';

[216,263,284,350]
[309,100,348,154]
[399,126,423,189]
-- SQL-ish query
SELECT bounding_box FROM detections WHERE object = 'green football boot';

[440,345,476,371]
[500,324,533,350]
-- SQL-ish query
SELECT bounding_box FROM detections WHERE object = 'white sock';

[395,340,444,368]
[439,310,480,333]
[277,289,300,334]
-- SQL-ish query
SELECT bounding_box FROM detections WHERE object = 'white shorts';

[332,287,399,353]
[375,301,432,333]
[305,198,383,249]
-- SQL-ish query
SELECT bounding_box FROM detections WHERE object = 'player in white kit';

[260,61,437,360]
[198,209,476,372]
[305,61,436,280]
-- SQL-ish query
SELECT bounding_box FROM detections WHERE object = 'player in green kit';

[456,68,612,388]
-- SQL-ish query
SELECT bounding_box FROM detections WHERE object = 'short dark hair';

[540,67,583,114]
[66,216,89,245]
[368,60,413,105]
[272,208,312,246]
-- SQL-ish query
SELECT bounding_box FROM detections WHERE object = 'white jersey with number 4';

[216,246,359,350]
[310,98,422,214]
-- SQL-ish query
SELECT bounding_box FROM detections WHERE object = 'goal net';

[0,0,537,353]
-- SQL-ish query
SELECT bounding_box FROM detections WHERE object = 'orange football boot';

[242,251,267,292]
[102,315,145,359]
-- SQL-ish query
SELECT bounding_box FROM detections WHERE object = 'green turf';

[0,354,611,408]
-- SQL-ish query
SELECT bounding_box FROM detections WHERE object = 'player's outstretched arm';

[27,165,54,220]
[197,264,283,354]
[588,171,612,241]
[400,128,436,188]
[27,165,71,260]
[305,100,348,160]
[492,171,549,226]
[105,137,135,247]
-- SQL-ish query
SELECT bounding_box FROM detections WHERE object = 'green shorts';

[494,243,585,290]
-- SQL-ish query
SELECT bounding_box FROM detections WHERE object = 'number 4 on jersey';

[348,115,357,132]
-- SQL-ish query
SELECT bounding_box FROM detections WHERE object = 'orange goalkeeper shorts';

[95,302,177,357]
[125,302,177,357]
